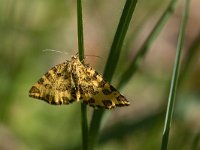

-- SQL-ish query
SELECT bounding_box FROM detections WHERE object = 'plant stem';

[77,0,88,150]
[89,0,137,150]
[77,0,84,60]
[117,0,178,89]
[161,0,190,149]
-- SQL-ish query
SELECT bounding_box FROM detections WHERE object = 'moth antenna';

[78,55,102,63]
[42,49,69,55]
[85,54,102,59]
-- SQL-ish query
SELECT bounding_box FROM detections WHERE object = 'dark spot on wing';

[102,100,113,107]
[88,98,95,104]
[29,86,40,94]
[110,85,117,92]
[71,87,77,99]
[92,71,98,80]
[99,80,106,88]
[51,66,57,73]
[62,96,70,104]
[44,84,52,89]
[38,78,45,84]
[44,72,54,82]
[102,89,112,95]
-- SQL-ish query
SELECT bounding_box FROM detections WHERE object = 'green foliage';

[0,0,199,150]
[161,0,190,149]
[77,0,88,150]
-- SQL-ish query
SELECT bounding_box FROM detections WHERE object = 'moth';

[29,55,130,109]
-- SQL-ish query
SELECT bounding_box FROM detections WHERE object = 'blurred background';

[0,0,200,150]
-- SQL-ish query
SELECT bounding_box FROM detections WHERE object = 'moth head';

[71,55,78,60]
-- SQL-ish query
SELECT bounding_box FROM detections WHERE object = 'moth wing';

[29,62,76,105]
[79,64,130,109]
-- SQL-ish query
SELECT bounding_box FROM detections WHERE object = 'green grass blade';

[81,103,88,150]
[89,0,137,150]
[77,0,88,150]
[117,0,178,89]
[161,0,190,149]
[77,0,85,60]
[103,0,138,82]
[97,31,200,144]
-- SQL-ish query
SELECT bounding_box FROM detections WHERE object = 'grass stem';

[89,1,137,150]
[77,0,88,150]
[161,0,190,149]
